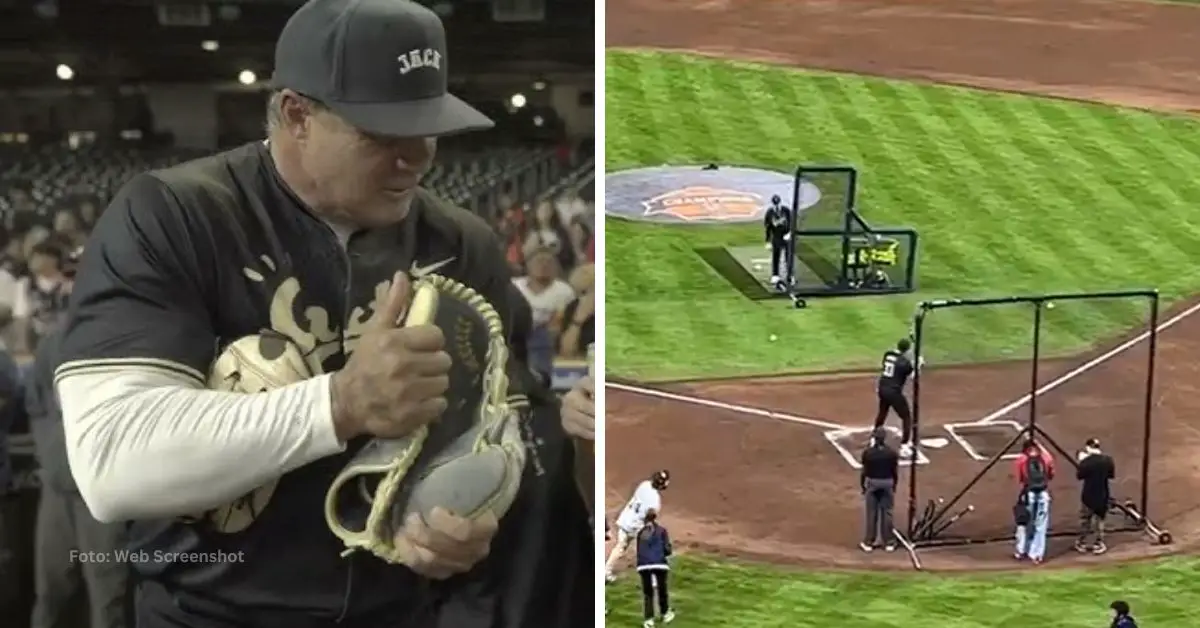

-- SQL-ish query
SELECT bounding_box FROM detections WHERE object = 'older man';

[52,1,588,626]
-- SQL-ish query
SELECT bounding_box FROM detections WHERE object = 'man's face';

[285,93,437,227]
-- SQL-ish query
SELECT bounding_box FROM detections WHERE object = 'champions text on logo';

[641,186,764,222]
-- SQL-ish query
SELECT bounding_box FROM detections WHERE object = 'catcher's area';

[607,0,1200,574]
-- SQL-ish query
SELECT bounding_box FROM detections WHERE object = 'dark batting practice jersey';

[877,349,915,391]
[763,203,791,241]
[54,141,535,624]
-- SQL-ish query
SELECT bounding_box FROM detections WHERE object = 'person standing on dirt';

[1075,437,1115,555]
[873,338,924,458]
[859,427,900,553]
[1013,437,1055,564]
[762,194,792,290]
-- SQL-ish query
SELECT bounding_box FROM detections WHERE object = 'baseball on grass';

[769,334,778,342]
[1046,302,1055,309]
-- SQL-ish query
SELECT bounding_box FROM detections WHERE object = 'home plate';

[921,437,949,449]
[824,425,931,469]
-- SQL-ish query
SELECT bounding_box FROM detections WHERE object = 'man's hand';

[562,375,595,441]
[331,271,452,441]
[391,507,498,579]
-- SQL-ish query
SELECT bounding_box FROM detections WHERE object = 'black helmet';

[771,194,781,205]
[651,469,670,490]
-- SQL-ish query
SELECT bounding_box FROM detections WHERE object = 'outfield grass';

[605,50,1200,381]
[604,554,1198,627]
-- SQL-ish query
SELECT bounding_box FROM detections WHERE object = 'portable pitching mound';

[904,291,1172,561]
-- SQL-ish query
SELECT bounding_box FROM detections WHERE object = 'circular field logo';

[607,165,821,224]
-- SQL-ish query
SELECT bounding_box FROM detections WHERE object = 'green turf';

[605,50,1200,381]
[605,554,1196,626]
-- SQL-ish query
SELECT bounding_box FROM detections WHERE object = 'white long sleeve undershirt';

[56,368,345,522]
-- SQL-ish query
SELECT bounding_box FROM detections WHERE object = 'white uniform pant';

[605,526,637,575]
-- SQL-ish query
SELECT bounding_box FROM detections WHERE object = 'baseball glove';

[183,332,314,532]
[324,273,527,566]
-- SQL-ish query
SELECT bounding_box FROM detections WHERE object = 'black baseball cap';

[271,0,494,138]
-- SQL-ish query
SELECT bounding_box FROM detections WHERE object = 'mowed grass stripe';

[862,80,1051,293]
[928,90,1079,277]
[605,554,1200,627]
[976,98,1130,289]
[605,50,1200,378]
[1011,100,1200,297]
[1032,104,1199,282]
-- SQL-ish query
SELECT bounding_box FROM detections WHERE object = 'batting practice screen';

[907,291,1158,544]
[792,166,856,233]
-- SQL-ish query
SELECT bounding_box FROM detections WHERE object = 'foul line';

[607,382,848,430]
[976,299,1200,425]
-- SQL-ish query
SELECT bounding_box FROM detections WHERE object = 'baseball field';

[605,0,1200,625]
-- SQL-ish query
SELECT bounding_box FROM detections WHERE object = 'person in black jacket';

[874,338,924,457]
[859,427,900,552]
[635,510,675,627]
[1109,600,1137,627]
[762,194,793,290]
[1075,438,1116,555]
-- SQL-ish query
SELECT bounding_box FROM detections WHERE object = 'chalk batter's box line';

[824,425,930,470]
[943,421,1023,462]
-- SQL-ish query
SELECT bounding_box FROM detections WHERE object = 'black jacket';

[1076,451,1115,514]
[859,444,899,490]
[57,141,589,627]
[763,203,791,242]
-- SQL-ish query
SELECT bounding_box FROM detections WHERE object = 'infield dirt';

[605,0,1200,572]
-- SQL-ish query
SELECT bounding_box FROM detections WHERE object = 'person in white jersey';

[605,469,670,582]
